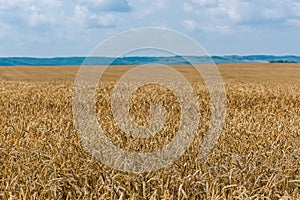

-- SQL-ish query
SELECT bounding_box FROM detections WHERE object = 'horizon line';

[1,54,300,59]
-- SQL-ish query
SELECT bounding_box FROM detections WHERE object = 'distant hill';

[0,55,299,66]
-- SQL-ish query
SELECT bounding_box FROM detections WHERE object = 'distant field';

[0,63,299,85]
[1,64,299,199]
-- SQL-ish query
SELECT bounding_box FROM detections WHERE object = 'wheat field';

[0,64,299,199]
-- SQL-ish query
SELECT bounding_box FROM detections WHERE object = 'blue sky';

[0,0,300,57]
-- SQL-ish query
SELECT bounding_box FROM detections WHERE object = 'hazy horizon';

[1,55,299,66]
[1,54,300,59]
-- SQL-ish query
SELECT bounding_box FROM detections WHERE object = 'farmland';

[0,64,299,199]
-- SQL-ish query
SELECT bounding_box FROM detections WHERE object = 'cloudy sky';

[0,0,300,57]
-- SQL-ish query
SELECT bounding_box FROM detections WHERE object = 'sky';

[0,0,300,57]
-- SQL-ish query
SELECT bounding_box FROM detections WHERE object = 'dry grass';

[0,64,299,199]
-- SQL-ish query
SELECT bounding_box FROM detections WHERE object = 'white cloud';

[291,2,300,17]
[216,0,257,24]
[72,0,131,28]
[182,2,194,12]
[74,5,89,26]
[286,19,300,26]
[201,24,232,34]
[184,0,300,25]
[129,0,170,19]
[0,0,62,27]
[183,19,197,30]
[27,5,49,27]
[98,14,116,27]
[80,0,131,12]
[40,0,62,8]
[73,4,117,28]
[0,0,27,10]
[0,0,62,10]
[191,0,219,7]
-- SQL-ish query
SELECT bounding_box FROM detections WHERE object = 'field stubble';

[0,64,299,199]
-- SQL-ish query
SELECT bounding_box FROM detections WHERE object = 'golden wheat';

[0,76,299,199]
